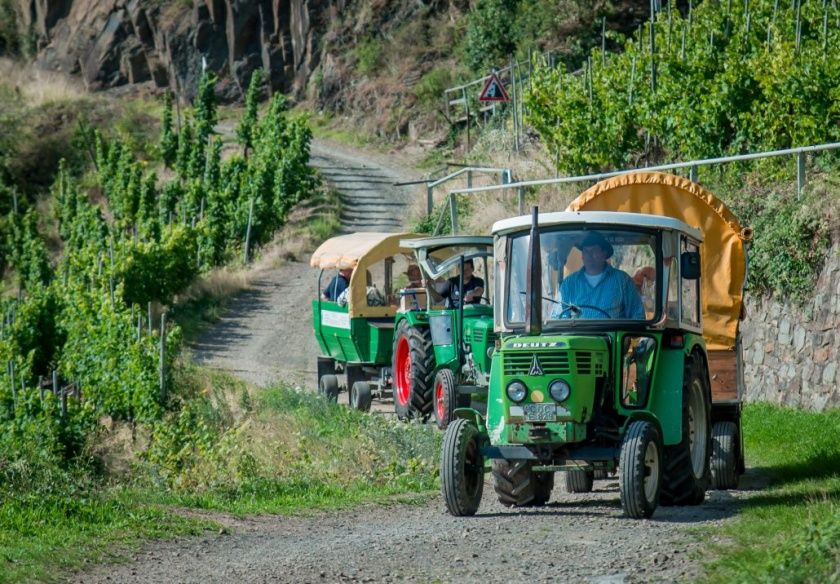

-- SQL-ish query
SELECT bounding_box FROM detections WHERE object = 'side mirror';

[681,251,701,280]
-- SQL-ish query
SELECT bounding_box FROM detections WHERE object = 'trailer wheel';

[492,460,549,507]
[593,469,609,480]
[316,357,335,391]
[441,418,484,516]
[350,381,372,412]
[710,421,739,489]
[564,469,594,493]
[432,369,469,430]
[619,420,662,519]
[319,374,339,402]
[661,354,711,506]
[392,320,434,421]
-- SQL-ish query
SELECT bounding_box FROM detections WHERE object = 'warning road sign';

[479,72,510,102]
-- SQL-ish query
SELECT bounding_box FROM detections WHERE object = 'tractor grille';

[504,352,571,375]
[472,329,486,344]
[575,351,592,374]
[504,350,604,376]
[472,329,496,346]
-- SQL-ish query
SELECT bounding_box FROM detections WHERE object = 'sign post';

[478,72,510,103]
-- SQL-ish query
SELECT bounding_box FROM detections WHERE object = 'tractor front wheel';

[492,460,552,507]
[564,469,594,493]
[392,320,434,421]
[350,381,372,412]
[441,418,484,516]
[619,420,662,519]
[319,374,339,402]
[710,421,740,489]
[661,354,712,506]
[432,369,469,430]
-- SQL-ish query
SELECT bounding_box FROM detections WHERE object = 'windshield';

[506,227,659,326]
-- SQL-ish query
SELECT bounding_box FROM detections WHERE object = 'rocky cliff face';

[17,0,340,100]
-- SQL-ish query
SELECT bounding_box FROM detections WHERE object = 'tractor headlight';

[506,380,527,403]
[548,379,571,402]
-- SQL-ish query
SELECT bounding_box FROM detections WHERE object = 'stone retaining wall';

[742,243,840,411]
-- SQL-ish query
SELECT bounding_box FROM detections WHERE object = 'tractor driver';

[551,231,645,320]
[434,258,485,308]
[323,267,353,301]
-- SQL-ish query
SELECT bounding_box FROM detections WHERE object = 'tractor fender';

[453,407,487,434]
[620,412,663,442]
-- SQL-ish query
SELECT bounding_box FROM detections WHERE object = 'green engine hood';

[487,335,609,445]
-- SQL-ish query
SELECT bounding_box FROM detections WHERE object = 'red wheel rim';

[435,380,446,421]
[395,336,411,406]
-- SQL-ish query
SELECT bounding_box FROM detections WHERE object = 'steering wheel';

[558,304,612,319]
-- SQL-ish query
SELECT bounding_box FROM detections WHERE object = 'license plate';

[523,403,556,422]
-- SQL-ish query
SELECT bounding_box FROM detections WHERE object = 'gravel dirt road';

[75,140,751,583]
[74,478,755,584]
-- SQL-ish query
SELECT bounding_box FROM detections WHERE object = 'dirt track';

[74,140,751,584]
[74,478,755,584]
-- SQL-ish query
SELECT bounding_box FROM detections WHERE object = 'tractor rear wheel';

[564,470,594,493]
[319,374,339,402]
[619,420,662,519]
[432,369,469,430]
[710,421,740,489]
[492,460,551,507]
[661,354,712,506]
[350,381,372,412]
[392,320,434,421]
[441,418,484,516]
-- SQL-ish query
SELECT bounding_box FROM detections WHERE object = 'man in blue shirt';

[323,267,353,301]
[552,231,645,320]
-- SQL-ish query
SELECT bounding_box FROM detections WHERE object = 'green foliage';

[413,67,453,111]
[525,0,840,300]
[159,91,177,167]
[236,69,263,154]
[464,0,519,73]
[526,1,840,175]
[353,36,384,75]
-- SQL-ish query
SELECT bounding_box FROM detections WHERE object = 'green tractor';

[441,172,749,519]
[394,237,495,428]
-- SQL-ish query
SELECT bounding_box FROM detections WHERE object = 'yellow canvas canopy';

[567,172,752,351]
[310,232,423,317]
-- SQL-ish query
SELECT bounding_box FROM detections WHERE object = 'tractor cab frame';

[392,236,495,427]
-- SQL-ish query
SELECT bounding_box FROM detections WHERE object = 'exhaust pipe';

[525,206,542,335]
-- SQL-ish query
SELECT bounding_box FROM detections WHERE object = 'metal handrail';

[448,142,840,197]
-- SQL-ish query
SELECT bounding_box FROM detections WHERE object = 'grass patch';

[0,490,209,584]
[700,403,840,583]
[138,375,441,516]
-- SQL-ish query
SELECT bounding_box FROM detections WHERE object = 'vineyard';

[518,0,840,301]
[0,71,320,498]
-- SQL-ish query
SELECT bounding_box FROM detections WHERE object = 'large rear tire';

[619,420,662,519]
[564,469,594,493]
[392,320,434,421]
[710,421,740,489]
[661,354,712,506]
[432,369,469,430]
[492,460,551,507]
[441,418,484,516]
